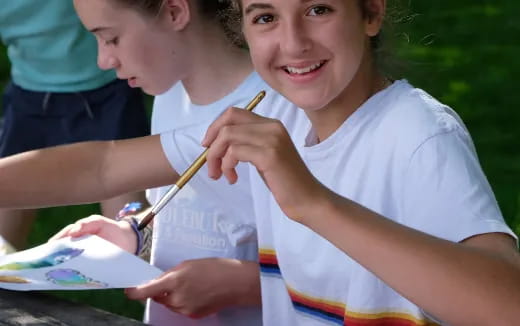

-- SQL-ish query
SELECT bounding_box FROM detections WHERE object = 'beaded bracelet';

[117,202,143,219]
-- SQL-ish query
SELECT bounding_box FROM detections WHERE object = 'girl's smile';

[281,60,328,83]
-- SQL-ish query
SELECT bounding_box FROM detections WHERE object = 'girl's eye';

[308,5,331,16]
[253,14,275,24]
[104,37,119,46]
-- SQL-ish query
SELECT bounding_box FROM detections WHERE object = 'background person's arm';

[0,135,177,208]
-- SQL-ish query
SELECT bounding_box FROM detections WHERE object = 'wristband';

[123,216,143,256]
[116,202,144,256]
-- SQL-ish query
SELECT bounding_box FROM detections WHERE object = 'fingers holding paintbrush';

[137,91,266,230]
[203,108,272,183]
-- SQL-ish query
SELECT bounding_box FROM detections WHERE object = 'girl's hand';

[203,107,327,222]
[48,215,137,254]
[125,258,260,318]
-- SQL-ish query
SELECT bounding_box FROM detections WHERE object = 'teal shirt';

[0,0,115,92]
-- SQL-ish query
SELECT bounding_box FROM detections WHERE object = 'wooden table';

[0,289,146,325]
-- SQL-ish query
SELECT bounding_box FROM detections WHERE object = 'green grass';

[1,0,519,321]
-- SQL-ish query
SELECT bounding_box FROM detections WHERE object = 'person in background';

[0,0,150,252]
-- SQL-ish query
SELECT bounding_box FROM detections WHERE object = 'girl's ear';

[364,0,386,37]
[165,0,190,31]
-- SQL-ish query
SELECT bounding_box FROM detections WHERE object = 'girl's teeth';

[285,62,323,74]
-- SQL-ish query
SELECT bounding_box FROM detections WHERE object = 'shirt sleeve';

[401,128,517,244]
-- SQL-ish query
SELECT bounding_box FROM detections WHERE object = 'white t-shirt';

[146,71,309,326]
[252,80,517,325]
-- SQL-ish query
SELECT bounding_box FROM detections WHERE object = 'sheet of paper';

[0,235,162,291]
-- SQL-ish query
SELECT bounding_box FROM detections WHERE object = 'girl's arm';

[0,135,177,208]
[308,192,520,326]
[204,108,520,326]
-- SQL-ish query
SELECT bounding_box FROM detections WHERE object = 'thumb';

[125,272,174,300]
[67,220,105,238]
[48,224,75,242]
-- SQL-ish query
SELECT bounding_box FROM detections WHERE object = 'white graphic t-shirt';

[147,72,309,326]
[251,80,517,326]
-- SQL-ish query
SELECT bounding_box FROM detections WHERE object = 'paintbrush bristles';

[137,211,155,231]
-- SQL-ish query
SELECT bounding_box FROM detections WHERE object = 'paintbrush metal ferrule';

[137,90,266,231]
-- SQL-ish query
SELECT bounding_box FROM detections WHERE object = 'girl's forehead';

[74,0,116,17]
[75,0,143,25]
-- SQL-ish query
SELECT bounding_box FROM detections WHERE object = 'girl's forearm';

[0,135,178,209]
[0,141,111,207]
[302,190,520,326]
[226,259,262,307]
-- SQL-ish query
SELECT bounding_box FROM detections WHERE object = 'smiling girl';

[203,0,520,325]
[0,0,309,325]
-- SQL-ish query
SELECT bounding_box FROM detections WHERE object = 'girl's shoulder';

[381,80,470,142]
[364,80,474,160]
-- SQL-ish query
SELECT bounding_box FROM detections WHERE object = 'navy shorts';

[0,79,150,157]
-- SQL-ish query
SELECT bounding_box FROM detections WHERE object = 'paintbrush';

[137,90,266,230]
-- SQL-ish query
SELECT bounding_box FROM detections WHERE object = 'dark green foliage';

[396,1,520,232]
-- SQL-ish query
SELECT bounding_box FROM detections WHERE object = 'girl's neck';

[305,57,389,143]
[181,26,253,105]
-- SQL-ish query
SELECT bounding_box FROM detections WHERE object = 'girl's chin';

[149,79,180,96]
[143,85,170,96]
[273,82,332,111]
[285,95,329,112]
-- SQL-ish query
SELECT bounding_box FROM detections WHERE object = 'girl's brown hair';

[112,0,245,47]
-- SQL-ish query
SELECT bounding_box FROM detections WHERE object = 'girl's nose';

[281,20,313,56]
[97,48,120,71]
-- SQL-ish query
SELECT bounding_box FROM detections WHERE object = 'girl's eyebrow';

[244,3,274,15]
[244,0,317,15]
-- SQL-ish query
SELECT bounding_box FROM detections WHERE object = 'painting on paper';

[0,235,161,291]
